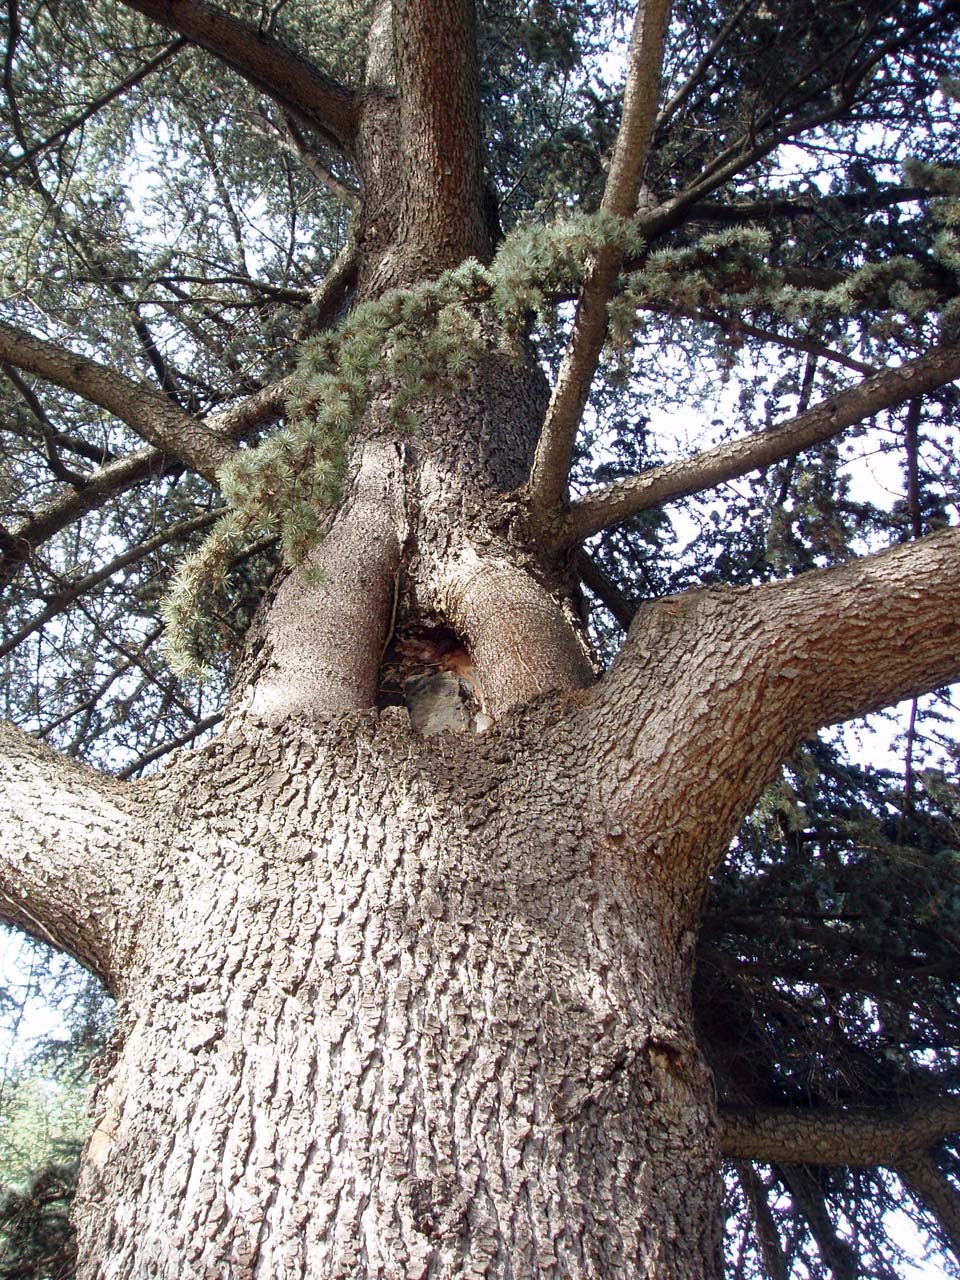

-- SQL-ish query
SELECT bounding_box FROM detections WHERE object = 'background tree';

[2,0,960,1275]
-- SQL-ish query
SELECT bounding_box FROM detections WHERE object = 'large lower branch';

[0,320,236,482]
[118,0,356,151]
[765,526,960,732]
[583,527,960,891]
[721,1098,960,1167]
[562,339,960,546]
[0,723,148,986]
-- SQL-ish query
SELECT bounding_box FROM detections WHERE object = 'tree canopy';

[2,0,960,1275]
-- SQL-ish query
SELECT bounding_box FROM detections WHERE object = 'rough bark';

[392,0,490,272]
[4,3,960,1277]
[0,723,144,985]
[71,713,722,1279]
[721,1098,960,1167]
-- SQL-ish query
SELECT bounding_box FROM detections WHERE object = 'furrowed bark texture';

[74,713,722,1278]
[8,4,960,1276]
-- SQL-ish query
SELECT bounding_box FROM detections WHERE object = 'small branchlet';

[610,223,939,354]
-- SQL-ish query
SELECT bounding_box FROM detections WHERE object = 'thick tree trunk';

[4,7,959,1276]
[74,713,722,1279]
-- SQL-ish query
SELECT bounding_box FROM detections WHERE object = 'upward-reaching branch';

[118,0,357,151]
[561,340,960,546]
[526,0,672,522]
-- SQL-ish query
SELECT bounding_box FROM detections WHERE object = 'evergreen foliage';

[0,1154,78,1280]
[163,209,643,673]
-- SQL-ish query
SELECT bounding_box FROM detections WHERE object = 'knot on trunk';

[400,1175,468,1242]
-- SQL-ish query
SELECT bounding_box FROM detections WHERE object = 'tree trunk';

[74,712,722,1279]
[5,6,960,1275]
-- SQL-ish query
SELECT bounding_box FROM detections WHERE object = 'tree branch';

[275,112,360,208]
[721,1098,960,1167]
[767,525,960,733]
[562,340,960,546]
[655,0,752,134]
[526,0,672,522]
[898,1152,960,1267]
[206,376,292,441]
[0,319,236,481]
[686,185,931,227]
[118,0,357,151]
[735,1162,788,1280]
[0,722,147,986]
[1,38,187,176]
[776,1165,856,1280]
[0,447,166,593]
[575,549,637,631]
[0,510,219,659]
[585,526,960,893]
